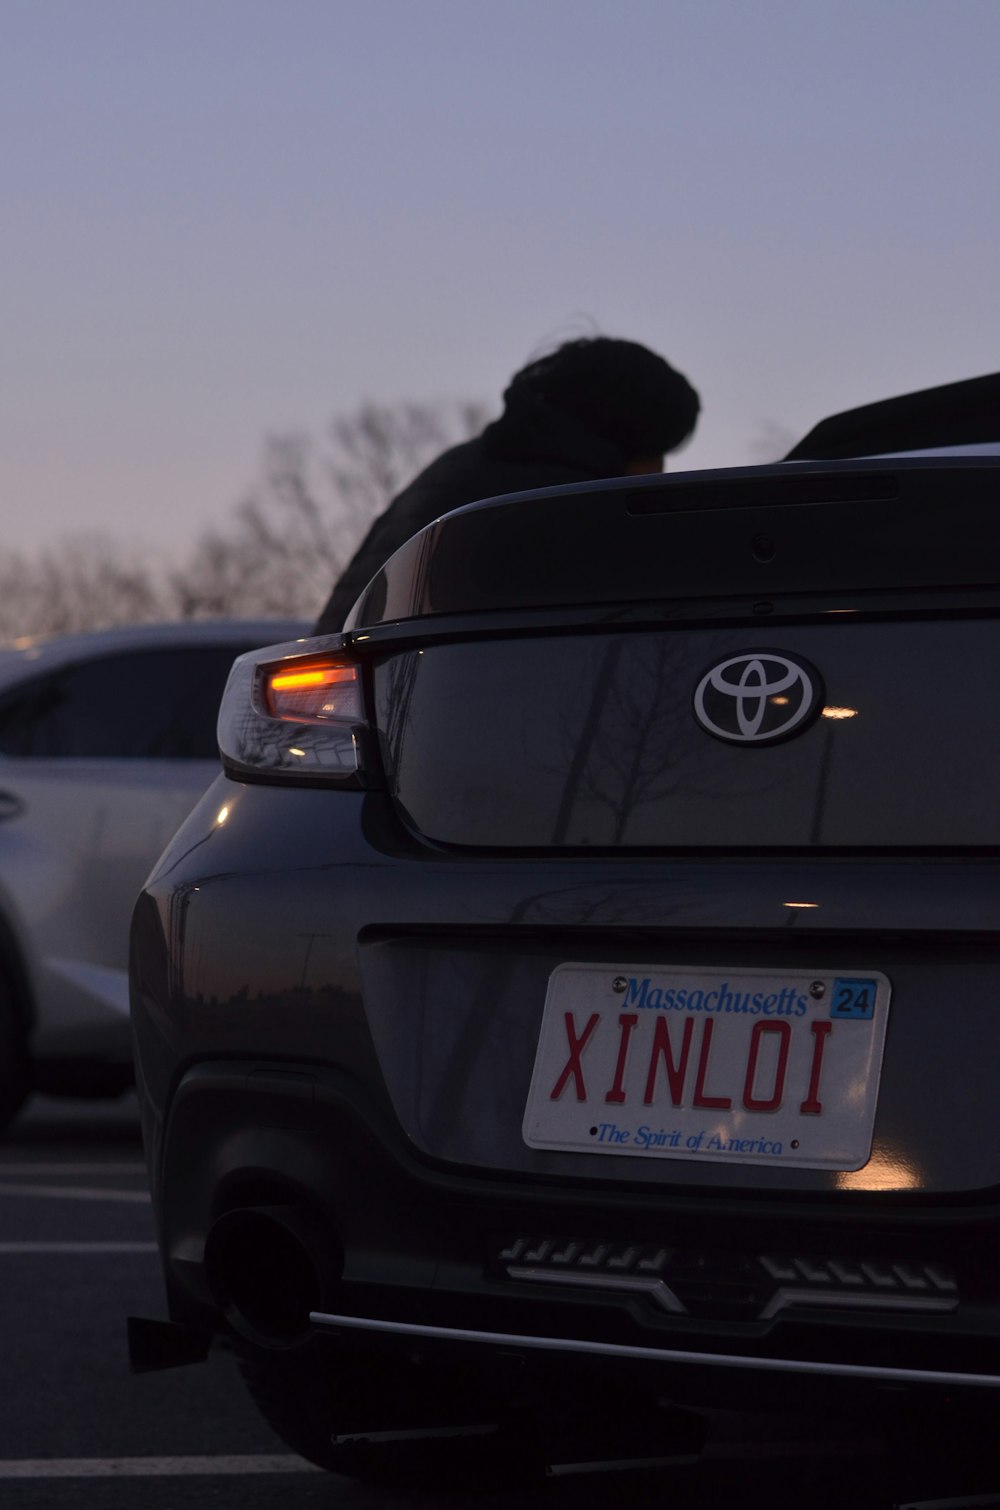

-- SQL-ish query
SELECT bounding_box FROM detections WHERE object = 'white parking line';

[0,1182,150,1204]
[0,1163,145,1176]
[0,1242,157,1254]
[0,1456,320,1478]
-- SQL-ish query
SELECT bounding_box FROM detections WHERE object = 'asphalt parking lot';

[0,1093,995,1510]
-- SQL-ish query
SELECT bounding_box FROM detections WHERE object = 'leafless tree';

[175,398,489,621]
[0,535,168,642]
[329,400,488,523]
[0,399,490,639]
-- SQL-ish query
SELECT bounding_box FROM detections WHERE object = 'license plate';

[522,964,891,1171]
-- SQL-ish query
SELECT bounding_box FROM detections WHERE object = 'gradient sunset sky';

[4,0,998,556]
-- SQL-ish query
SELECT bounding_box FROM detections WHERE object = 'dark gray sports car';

[129,374,1000,1484]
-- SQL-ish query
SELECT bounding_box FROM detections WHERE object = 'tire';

[236,1340,542,1489]
[0,974,30,1133]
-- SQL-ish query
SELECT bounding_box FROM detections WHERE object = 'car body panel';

[785,370,1000,460]
[135,774,1000,1201]
[2,755,220,1050]
[0,619,309,1086]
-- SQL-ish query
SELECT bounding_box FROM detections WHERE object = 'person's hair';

[505,336,700,458]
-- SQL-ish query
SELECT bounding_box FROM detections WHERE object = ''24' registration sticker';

[830,978,876,1020]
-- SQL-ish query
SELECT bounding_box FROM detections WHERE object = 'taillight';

[264,662,363,723]
[217,636,372,786]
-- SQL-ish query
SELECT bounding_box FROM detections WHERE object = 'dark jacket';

[314,390,628,633]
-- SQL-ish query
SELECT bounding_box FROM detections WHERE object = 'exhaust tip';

[205,1204,339,1346]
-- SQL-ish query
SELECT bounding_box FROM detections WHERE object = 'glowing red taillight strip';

[264,661,361,722]
[269,666,356,692]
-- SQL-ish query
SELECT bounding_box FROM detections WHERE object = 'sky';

[3,0,999,561]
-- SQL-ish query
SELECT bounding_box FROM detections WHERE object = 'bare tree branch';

[176,398,489,621]
[0,535,168,641]
[0,398,490,640]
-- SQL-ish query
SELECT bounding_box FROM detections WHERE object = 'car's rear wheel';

[236,1339,542,1488]
[0,975,31,1133]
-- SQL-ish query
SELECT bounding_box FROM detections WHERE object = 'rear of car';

[130,455,1000,1474]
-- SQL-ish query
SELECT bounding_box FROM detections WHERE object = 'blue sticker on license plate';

[830,978,877,1019]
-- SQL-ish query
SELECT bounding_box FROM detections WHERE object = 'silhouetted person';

[315,336,700,632]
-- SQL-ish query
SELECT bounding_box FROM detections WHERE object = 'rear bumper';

[154,1060,1000,1405]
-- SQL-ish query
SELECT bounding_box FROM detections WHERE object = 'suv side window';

[0,647,247,759]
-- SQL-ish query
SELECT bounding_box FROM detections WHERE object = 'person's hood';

[480,387,627,477]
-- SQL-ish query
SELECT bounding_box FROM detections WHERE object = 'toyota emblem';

[693,652,824,745]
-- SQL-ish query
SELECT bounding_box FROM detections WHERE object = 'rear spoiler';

[345,458,1000,629]
[786,372,1000,460]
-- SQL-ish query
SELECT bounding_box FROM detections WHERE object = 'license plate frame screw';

[612,976,628,994]
[810,981,826,999]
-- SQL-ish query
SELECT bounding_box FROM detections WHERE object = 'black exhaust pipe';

[204,1204,340,1346]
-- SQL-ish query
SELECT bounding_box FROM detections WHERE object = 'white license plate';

[522,964,891,1171]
